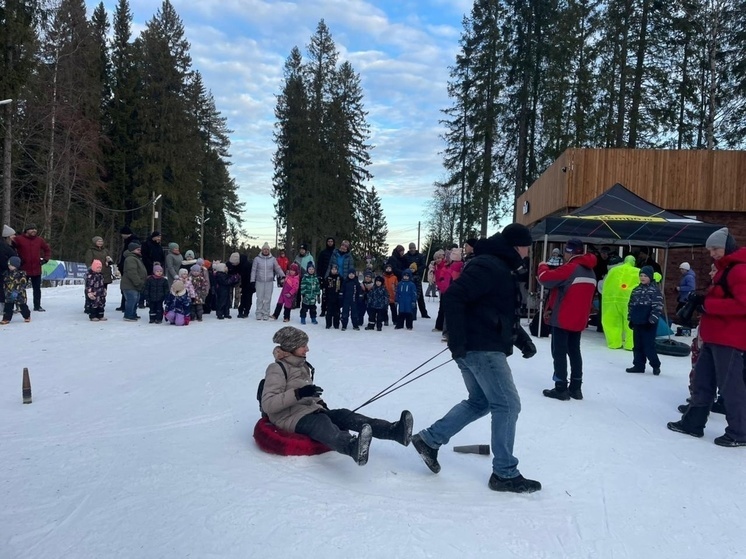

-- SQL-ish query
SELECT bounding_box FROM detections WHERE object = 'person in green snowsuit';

[601,255,640,350]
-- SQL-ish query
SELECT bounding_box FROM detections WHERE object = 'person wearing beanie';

[115,226,140,311]
[251,243,285,320]
[675,262,696,312]
[214,260,239,320]
[394,268,417,330]
[0,226,19,307]
[185,262,210,322]
[292,244,315,308]
[165,242,183,287]
[463,238,478,263]
[225,251,253,319]
[164,278,191,326]
[403,242,429,319]
[260,327,414,466]
[340,268,362,331]
[625,265,663,374]
[271,262,300,322]
[323,263,343,329]
[143,264,169,323]
[1,255,31,324]
[85,260,108,321]
[425,250,443,300]
[668,226,746,447]
[141,231,164,279]
[12,222,51,312]
[412,227,541,494]
[121,241,147,321]
[315,238,336,318]
[84,235,114,287]
[299,262,321,325]
[547,248,563,268]
[365,275,389,331]
[537,236,597,401]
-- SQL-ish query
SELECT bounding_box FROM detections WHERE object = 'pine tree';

[353,186,388,265]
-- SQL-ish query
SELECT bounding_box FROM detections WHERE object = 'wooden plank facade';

[516,148,746,226]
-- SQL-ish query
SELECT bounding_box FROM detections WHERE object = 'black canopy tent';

[530,183,723,248]
[527,183,723,335]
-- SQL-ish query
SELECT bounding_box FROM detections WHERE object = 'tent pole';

[534,234,549,338]
[661,246,672,339]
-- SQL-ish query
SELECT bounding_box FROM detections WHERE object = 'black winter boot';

[488,473,542,493]
[543,385,570,401]
[568,380,583,400]
[367,411,413,446]
[412,433,440,473]
[714,434,746,447]
[667,405,709,438]
[346,424,372,466]
[626,366,645,373]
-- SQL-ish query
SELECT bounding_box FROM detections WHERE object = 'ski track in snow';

[1,285,745,558]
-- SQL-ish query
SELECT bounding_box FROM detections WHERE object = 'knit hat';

[551,248,561,256]
[168,242,179,251]
[171,279,185,294]
[306,262,315,272]
[705,227,737,254]
[465,238,478,249]
[153,264,164,275]
[272,326,309,353]
[384,263,393,271]
[128,242,141,252]
[91,259,103,273]
[262,242,270,250]
[178,268,188,277]
[299,244,308,251]
[450,248,462,262]
[229,252,240,265]
[375,275,384,284]
[434,249,445,259]
[213,262,227,273]
[92,236,103,244]
[330,263,339,272]
[23,223,37,232]
[2,225,15,237]
[640,265,654,280]
[8,256,20,268]
[119,226,132,235]
[502,223,533,247]
[289,263,300,274]
[185,250,195,260]
[196,258,204,266]
[402,268,412,278]
[679,262,691,271]
[190,264,202,274]
[565,238,584,254]
[150,230,161,239]
[364,269,373,278]
[408,242,416,250]
[409,262,418,272]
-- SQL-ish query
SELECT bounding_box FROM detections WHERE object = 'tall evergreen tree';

[353,186,388,265]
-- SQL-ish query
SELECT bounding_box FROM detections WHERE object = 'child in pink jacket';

[272,263,300,322]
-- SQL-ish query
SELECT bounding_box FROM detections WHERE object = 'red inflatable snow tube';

[253,417,332,456]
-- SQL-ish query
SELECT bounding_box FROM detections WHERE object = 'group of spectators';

[1,224,52,324]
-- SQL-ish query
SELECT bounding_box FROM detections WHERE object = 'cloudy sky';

[89,0,475,249]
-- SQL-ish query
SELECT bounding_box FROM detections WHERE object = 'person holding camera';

[667,227,746,447]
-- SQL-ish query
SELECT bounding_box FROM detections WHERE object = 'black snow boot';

[367,410,413,446]
[488,473,542,494]
[412,433,440,473]
[346,424,372,466]
[365,323,375,330]
[667,405,709,438]
[568,380,583,401]
[713,434,746,447]
[543,385,570,401]
[626,366,645,373]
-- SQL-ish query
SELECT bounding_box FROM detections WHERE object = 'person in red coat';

[537,238,597,401]
[667,227,746,447]
[12,224,52,312]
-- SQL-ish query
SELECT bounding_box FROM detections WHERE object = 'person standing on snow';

[537,238,597,401]
[411,223,541,494]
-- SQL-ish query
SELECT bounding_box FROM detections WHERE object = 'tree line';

[0,0,244,260]
[428,0,746,246]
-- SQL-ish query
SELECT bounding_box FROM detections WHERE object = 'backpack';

[257,360,315,417]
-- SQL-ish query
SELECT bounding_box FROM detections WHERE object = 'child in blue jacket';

[395,269,418,330]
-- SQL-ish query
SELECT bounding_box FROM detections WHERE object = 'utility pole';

[417,221,421,248]
[151,193,162,233]
[1,99,14,226]
[199,204,205,257]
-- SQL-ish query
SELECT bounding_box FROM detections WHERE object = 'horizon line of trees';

[0,0,245,261]
[427,0,746,248]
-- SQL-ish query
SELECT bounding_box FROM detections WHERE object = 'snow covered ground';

[1,284,744,559]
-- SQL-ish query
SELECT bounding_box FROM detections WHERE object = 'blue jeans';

[418,351,522,478]
[123,289,140,319]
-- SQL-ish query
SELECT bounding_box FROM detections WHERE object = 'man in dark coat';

[317,237,335,317]
[386,245,407,280]
[116,226,140,311]
[411,223,541,494]
[227,252,254,318]
[403,242,429,318]
[141,231,165,276]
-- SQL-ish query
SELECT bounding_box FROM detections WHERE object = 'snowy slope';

[1,285,744,559]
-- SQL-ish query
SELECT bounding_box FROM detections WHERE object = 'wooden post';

[22,367,32,404]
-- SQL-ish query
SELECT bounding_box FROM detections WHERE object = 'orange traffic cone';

[22,367,32,404]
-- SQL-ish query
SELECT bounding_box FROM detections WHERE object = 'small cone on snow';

[22,368,32,404]
[453,444,490,455]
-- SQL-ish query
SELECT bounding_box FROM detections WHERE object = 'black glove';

[513,325,537,359]
[687,292,705,306]
[295,384,323,399]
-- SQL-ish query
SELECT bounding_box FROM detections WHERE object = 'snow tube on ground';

[655,338,691,357]
[253,417,332,456]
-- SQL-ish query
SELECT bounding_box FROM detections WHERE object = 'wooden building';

[515,148,746,315]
